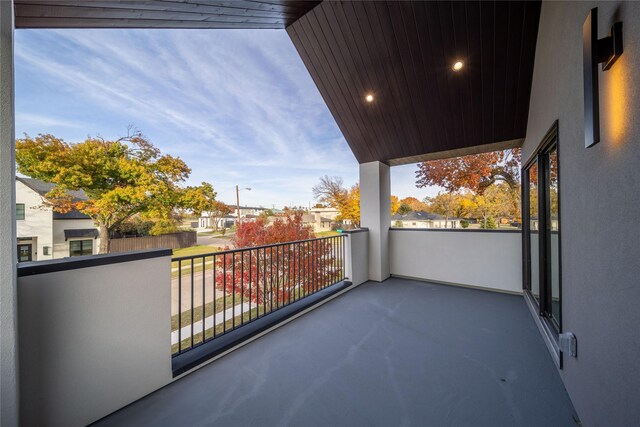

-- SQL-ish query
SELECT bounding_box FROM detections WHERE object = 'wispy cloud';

[16,113,85,131]
[14,29,421,207]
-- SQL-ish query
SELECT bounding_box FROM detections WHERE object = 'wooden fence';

[109,231,197,253]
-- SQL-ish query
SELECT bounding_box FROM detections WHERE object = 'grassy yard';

[315,230,340,238]
[197,230,231,237]
[173,245,222,258]
[172,307,261,354]
[171,294,239,331]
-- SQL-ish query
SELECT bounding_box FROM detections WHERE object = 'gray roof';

[391,211,456,221]
[17,177,92,220]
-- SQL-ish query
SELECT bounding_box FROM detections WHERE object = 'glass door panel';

[548,147,561,327]
[528,162,540,303]
[522,123,562,337]
[18,244,32,262]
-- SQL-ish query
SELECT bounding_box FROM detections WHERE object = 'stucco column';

[0,1,18,425]
[359,161,390,282]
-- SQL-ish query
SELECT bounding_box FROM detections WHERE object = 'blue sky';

[15,29,438,208]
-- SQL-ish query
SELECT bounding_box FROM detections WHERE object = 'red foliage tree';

[214,211,343,308]
[416,148,521,193]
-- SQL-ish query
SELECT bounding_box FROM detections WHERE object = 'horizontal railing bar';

[171,234,346,261]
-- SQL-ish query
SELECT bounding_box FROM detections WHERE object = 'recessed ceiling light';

[452,60,464,71]
[365,93,374,103]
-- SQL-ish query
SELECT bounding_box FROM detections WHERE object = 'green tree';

[397,203,412,215]
[480,217,498,229]
[182,182,230,231]
[16,131,192,253]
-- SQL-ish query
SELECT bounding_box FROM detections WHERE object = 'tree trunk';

[98,223,110,254]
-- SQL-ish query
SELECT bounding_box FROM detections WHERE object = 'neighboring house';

[309,207,340,221]
[198,214,236,230]
[391,211,461,229]
[302,212,334,233]
[16,177,100,262]
[198,205,268,229]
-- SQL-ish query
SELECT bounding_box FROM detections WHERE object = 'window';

[69,240,93,257]
[16,204,25,220]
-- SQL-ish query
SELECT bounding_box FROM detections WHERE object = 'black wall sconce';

[583,7,623,148]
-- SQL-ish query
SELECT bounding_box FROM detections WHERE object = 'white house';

[308,206,340,220]
[302,212,334,233]
[391,211,461,229]
[198,214,236,230]
[16,177,100,262]
[198,205,268,229]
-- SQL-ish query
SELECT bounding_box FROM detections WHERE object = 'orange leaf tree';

[416,148,521,193]
[416,148,522,222]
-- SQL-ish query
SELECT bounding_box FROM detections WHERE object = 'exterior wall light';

[452,60,464,71]
[583,7,623,147]
[365,93,374,103]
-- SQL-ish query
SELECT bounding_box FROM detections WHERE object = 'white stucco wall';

[523,2,640,425]
[18,252,173,427]
[360,161,390,282]
[389,230,523,294]
[16,180,53,261]
[52,218,100,258]
[344,230,369,286]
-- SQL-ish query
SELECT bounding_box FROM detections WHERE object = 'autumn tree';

[182,182,231,231]
[312,175,347,209]
[215,211,342,306]
[416,149,522,225]
[312,176,359,225]
[313,176,400,225]
[16,131,193,253]
[426,192,461,228]
[390,195,400,215]
[399,196,429,212]
[416,148,521,193]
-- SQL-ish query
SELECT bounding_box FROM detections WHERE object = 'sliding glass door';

[523,123,561,334]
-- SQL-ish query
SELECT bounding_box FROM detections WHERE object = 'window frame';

[69,239,93,257]
[16,203,25,220]
[522,120,563,367]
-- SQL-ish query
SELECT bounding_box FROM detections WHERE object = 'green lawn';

[315,230,340,237]
[197,230,227,236]
[173,245,221,258]
[171,294,238,331]
[172,307,261,355]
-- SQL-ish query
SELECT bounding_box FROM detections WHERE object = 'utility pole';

[236,185,240,221]
[236,185,251,224]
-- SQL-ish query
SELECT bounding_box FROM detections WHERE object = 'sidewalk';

[171,302,252,345]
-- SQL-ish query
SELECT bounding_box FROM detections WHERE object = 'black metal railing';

[171,235,346,356]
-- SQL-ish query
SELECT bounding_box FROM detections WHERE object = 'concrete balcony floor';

[96,278,578,426]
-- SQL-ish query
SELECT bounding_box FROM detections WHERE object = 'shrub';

[460,219,469,229]
[480,217,498,229]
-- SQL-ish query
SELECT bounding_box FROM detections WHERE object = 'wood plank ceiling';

[14,0,321,29]
[287,1,541,165]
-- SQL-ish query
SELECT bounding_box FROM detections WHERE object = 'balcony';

[5,2,640,426]
[94,276,577,426]
[15,228,578,426]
